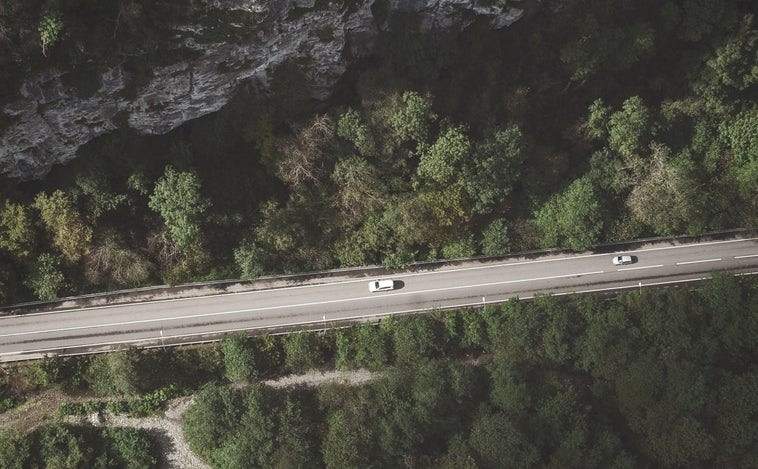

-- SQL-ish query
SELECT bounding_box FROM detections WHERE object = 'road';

[1,236,757,362]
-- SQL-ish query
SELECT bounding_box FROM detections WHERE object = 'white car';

[368,279,395,292]
[612,255,634,265]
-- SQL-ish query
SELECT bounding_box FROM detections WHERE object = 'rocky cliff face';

[0,0,528,180]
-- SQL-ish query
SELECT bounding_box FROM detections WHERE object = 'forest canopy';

[180,274,758,468]
[0,0,755,304]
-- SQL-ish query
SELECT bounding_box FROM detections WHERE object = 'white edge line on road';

[676,258,722,265]
[0,271,606,338]
[735,254,758,259]
[6,271,757,360]
[5,237,757,319]
[617,264,664,271]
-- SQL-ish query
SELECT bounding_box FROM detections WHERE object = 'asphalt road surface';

[1,236,757,362]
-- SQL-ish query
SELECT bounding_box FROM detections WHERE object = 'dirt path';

[62,369,375,469]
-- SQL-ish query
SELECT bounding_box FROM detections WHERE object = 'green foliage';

[73,168,128,218]
[38,10,63,56]
[125,384,182,417]
[336,108,377,157]
[33,190,93,263]
[389,91,437,144]
[173,276,758,468]
[393,315,443,364]
[148,165,210,250]
[468,410,539,468]
[608,96,652,158]
[322,410,373,469]
[25,253,65,301]
[533,177,603,250]
[353,323,391,370]
[463,125,526,214]
[221,332,257,382]
[183,382,241,461]
[331,155,383,222]
[0,200,33,258]
[87,348,142,396]
[586,98,612,140]
[37,423,86,468]
[233,238,266,278]
[704,13,758,92]
[58,400,105,417]
[103,427,159,469]
[481,218,510,256]
[442,232,477,259]
[11,423,158,469]
[0,428,30,469]
[417,125,471,185]
[27,354,88,389]
[283,331,325,373]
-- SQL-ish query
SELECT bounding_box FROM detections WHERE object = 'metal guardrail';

[1,228,753,316]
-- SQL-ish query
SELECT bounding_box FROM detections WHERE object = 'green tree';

[34,190,92,263]
[560,10,654,81]
[389,91,437,144]
[438,434,478,469]
[0,428,30,469]
[322,410,373,469]
[704,13,758,92]
[272,396,318,468]
[481,218,510,257]
[233,238,267,279]
[354,323,390,370]
[331,155,384,221]
[87,348,142,396]
[148,166,210,250]
[442,233,477,259]
[38,10,62,56]
[417,125,471,185]
[469,410,539,469]
[104,427,158,469]
[586,99,612,140]
[718,108,758,199]
[221,332,257,382]
[393,315,443,364]
[25,253,65,301]
[533,177,603,250]
[608,96,652,158]
[74,168,128,218]
[37,423,85,469]
[0,200,34,258]
[463,125,526,214]
[183,383,241,462]
[283,331,324,373]
[337,108,377,157]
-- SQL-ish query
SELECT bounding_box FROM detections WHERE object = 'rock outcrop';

[0,0,528,179]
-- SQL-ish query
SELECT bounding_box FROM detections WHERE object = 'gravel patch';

[263,368,374,388]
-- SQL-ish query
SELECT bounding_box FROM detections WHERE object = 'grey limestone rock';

[0,0,530,179]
